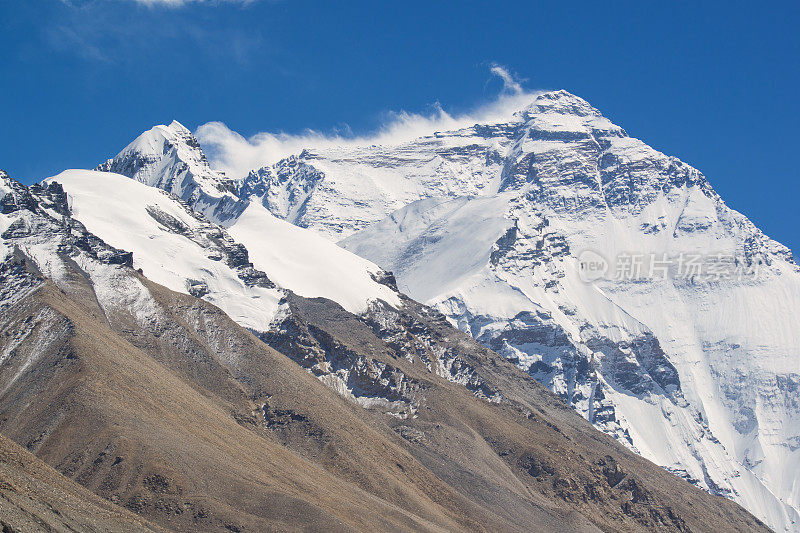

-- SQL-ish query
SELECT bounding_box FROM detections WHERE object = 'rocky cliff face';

[234,91,800,531]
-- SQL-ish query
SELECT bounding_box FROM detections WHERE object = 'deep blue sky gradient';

[1,0,798,252]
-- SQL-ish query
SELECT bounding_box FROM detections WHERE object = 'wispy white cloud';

[131,0,256,6]
[47,0,265,66]
[490,63,524,95]
[196,67,541,179]
[48,21,112,62]
[59,0,259,7]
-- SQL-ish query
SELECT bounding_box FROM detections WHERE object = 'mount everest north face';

[205,90,796,530]
[2,89,795,532]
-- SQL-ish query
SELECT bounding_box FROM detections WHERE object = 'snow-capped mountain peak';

[96,120,246,226]
[518,89,603,117]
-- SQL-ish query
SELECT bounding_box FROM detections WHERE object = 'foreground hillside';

[0,434,159,532]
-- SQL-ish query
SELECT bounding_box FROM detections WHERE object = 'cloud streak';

[195,66,541,180]
[129,0,256,6]
[59,0,256,6]
[47,0,265,67]
[490,63,524,95]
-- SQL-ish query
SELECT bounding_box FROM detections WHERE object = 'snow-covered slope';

[239,90,800,532]
[228,201,400,312]
[237,125,510,240]
[48,169,282,331]
[48,170,399,323]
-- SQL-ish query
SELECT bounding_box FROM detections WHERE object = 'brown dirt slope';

[0,433,160,532]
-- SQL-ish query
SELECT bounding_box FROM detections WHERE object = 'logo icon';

[577,249,608,282]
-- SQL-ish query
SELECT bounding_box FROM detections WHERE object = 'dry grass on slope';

[0,433,161,533]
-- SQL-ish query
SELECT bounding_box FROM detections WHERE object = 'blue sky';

[1,0,798,253]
